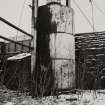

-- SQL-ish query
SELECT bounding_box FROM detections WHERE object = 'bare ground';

[1,87,105,105]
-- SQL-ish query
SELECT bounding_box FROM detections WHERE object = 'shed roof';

[8,53,31,61]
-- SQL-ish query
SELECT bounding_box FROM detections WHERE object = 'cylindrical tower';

[37,1,75,92]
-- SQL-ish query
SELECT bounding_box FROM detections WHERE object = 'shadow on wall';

[32,4,57,96]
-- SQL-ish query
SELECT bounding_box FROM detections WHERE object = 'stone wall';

[75,32,105,89]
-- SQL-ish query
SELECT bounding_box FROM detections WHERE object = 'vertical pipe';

[31,0,38,96]
[66,0,71,7]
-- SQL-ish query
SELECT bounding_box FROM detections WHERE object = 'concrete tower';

[36,0,75,93]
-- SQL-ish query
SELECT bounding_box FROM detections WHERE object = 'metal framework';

[0,17,33,38]
[0,35,33,50]
[0,17,33,50]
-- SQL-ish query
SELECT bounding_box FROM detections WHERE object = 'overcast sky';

[0,0,105,38]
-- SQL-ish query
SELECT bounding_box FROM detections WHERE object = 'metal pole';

[66,0,71,7]
[31,0,38,97]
